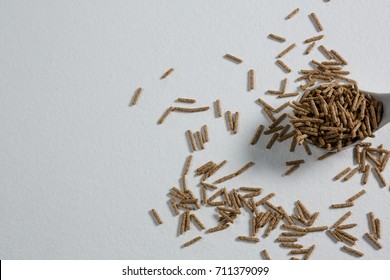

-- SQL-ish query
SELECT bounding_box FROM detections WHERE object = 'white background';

[0,0,390,260]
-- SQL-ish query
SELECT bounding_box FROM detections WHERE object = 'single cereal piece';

[341,246,363,257]
[284,164,300,176]
[304,42,316,55]
[318,152,336,160]
[173,106,210,113]
[182,236,202,248]
[233,112,239,134]
[341,167,359,182]
[276,237,298,243]
[183,155,193,176]
[215,99,222,118]
[177,98,196,104]
[161,68,174,79]
[364,233,382,249]
[330,202,354,209]
[346,190,366,202]
[266,133,280,149]
[130,87,143,106]
[201,125,209,142]
[303,245,315,260]
[276,43,297,59]
[286,8,300,19]
[373,166,387,187]
[249,69,255,91]
[151,209,163,225]
[261,249,271,260]
[375,218,381,239]
[157,106,173,124]
[237,236,260,243]
[334,167,351,181]
[310,13,323,32]
[331,50,348,65]
[304,35,324,44]
[269,34,286,42]
[224,53,243,64]
[226,111,234,131]
[332,211,352,228]
[276,60,292,73]
[369,212,376,235]
[250,124,265,145]
[187,130,197,152]
[190,214,205,230]
[286,159,305,166]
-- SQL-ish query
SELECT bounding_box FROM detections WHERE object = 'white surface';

[0,0,390,260]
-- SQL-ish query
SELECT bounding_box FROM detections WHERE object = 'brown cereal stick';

[205,160,227,179]
[161,68,174,79]
[266,133,280,149]
[303,245,315,260]
[224,54,243,64]
[195,131,205,150]
[233,112,239,134]
[369,212,376,235]
[201,125,209,142]
[173,106,210,113]
[276,237,298,243]
[249,69,255,91]
[182,155,193,176]
[182,236,202,248]
[207,224,229,233]
[207,188,224,204]
[276,60,292,73]
[201,185,207,205]
[289,248,310,254]
[200,182,218,190]
[281,231,307,237]
[261,249,271,260]
[274,102,290,113]
[310,13,323,32]
[318,152,336,160]
[269,34,286,42]
[330,202,354,209]
[346,190,366,202]
[304,42,316,55]
[169,199,179,215]
[331,50,348,65]
[375,218,381,239]
[215,99,222,118]
[332,211,352,228]
[150,209,163,225]
[190,214,205,230]
[213,162,255,184]
[364,233,382,249]
[257,98,275,111]
[130,87,143,106]
[327,230,341,242]
[373,166,387,187]
[179,212,186,235]
[157,106,173,124]
[341,246,364,257]
[286,8,300,20]
[302,142,312,155]
[255,193,275,206]
[380,152,390,171]
[334,167,351,180]
[318,45,334,59]
[304,35,324,44]
[279,93,299,98]
[276,43,296,59]
[250,124,265,145]
[280,243,304,249]
[237,236,260,243]
[177,98,196,104]
[286,159,305,166]
[284,164,300,176]
[341,167,359,182]
[306,226,328,232]
[226,111,234,131]
[337,223,357,230]
[281,224,306,232]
